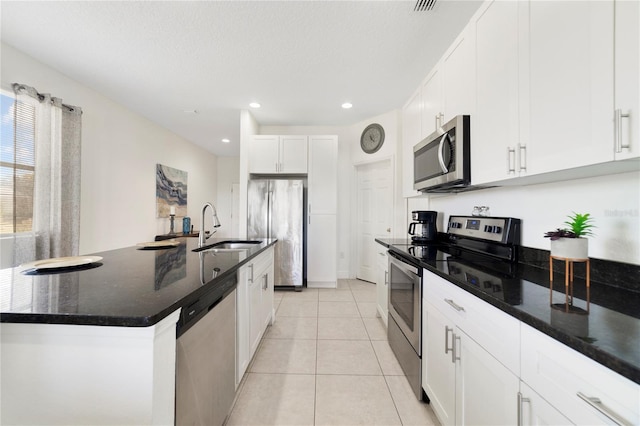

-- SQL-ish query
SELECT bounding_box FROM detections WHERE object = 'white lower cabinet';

[455,329,519,426]
[518,382,572,426]
[423,302,456,425]
[423,300,518,426]
[375,249,389,326]
[307,214,337,287]
[423,270,519,426]
[236,247,274,387]
[521,323,639,426]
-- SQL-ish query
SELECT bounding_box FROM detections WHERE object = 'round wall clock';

[360,123,385,154]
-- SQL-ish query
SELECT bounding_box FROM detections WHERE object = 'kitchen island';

[0,237,276,425]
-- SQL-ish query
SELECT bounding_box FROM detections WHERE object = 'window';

[0,92,35,234]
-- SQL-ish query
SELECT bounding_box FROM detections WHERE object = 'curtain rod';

[12,83,82,115]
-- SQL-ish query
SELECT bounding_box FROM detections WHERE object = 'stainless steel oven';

[388,250,423,399]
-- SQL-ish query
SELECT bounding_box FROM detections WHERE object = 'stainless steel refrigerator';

[247,179,304,289]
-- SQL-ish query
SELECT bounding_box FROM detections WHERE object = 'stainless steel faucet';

[199,202,221,247]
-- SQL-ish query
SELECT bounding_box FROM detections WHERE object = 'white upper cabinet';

[473,0,522,184]
[524,0,614,175]
[614,0,640,161]
[442,25,476,121]
[279,135,309,173]
[421,66,443,139]
[421,25,476,141]
[472,0,634,186]
[402,89,422,197]
[249,135,308,174]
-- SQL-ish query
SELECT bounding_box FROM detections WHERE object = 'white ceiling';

[1,0,482,157]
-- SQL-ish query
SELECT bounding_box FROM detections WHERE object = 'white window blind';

[0,93,35,234]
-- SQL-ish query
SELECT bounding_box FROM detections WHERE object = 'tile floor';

[226,279,441,426]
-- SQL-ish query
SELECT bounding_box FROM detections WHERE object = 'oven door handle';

[388,251,420,276]
[438,133,450,173]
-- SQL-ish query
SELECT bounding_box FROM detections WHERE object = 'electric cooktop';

[390,216,523,305]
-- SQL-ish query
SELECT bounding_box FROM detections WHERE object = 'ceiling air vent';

[414,0,437,11]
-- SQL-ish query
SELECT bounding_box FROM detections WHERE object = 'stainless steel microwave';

[413,115,470,193]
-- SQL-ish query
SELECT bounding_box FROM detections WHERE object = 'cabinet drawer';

[521,323,639,426]
[251,247,274,279]
[423,270,520,375]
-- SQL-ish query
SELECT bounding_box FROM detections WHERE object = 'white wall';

[428,171,640,265]
[1,43,219,254]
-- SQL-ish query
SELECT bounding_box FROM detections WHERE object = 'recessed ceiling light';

[249,102,261,108]
[221,138,230,143]
[342,102,353,109]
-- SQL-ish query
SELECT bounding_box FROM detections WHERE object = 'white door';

[356,160,392,284]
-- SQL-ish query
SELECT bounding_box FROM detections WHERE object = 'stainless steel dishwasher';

[175,273,236,426]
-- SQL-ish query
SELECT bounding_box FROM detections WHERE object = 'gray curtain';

[11,83,82,265]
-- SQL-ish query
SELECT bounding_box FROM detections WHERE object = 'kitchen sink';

[192,240,262,252]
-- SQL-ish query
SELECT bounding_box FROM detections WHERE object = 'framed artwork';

[156,164,187,217]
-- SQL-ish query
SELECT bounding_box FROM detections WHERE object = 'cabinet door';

[423,303,456,426]
[261,268,275,329]
[473,0,520,184]
[248,271,263,359]
[307,214,337,286]
[308,136,338,214]
[442,25,475,121]
[249,135,279,174]
[519,382,572,426]
[280,135,308,173]
[521,323,639,425]
[455,329,519,426]
[402,89,422,197]
[236,265,250,387]
[375,250,388,325]
[614,0,640,161]
[525,0,614,174]
[421,66,443,139]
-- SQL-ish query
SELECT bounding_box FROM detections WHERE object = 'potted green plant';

[544,212,595,259]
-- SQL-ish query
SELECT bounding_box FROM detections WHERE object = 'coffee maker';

[408,210,438,244]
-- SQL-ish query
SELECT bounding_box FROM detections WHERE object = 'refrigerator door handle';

[267,191,273,239]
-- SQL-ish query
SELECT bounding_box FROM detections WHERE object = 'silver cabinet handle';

[517,392,530,426]
[445,298,465,312]
[262,274,268,290]
[248,264,254,283]
[577,392,632,426]
[452,333,460,362]
[518,144,527,172]
[379,252,386,256]
[615,109,631,153]
[384,270,388,285]
[445,326,454,357]
[507,147,516,174]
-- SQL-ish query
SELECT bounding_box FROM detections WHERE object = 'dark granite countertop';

[0,238,277,327]
[376,238,640,385]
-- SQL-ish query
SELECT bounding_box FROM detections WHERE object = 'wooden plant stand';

[549,255,590,313]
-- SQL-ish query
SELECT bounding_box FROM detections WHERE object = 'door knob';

[387,228,391,233]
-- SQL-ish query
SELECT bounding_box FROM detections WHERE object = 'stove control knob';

[493,226,502,234]
[449,222,461,229]
[484,225,492,232]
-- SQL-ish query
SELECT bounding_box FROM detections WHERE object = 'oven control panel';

[447,216,521,245]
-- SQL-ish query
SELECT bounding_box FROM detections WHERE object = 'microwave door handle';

[438,133,449,173]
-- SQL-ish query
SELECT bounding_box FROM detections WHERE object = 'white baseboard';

[307,281,336,289]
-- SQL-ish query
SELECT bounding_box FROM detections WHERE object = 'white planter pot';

[550,238,589,260]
